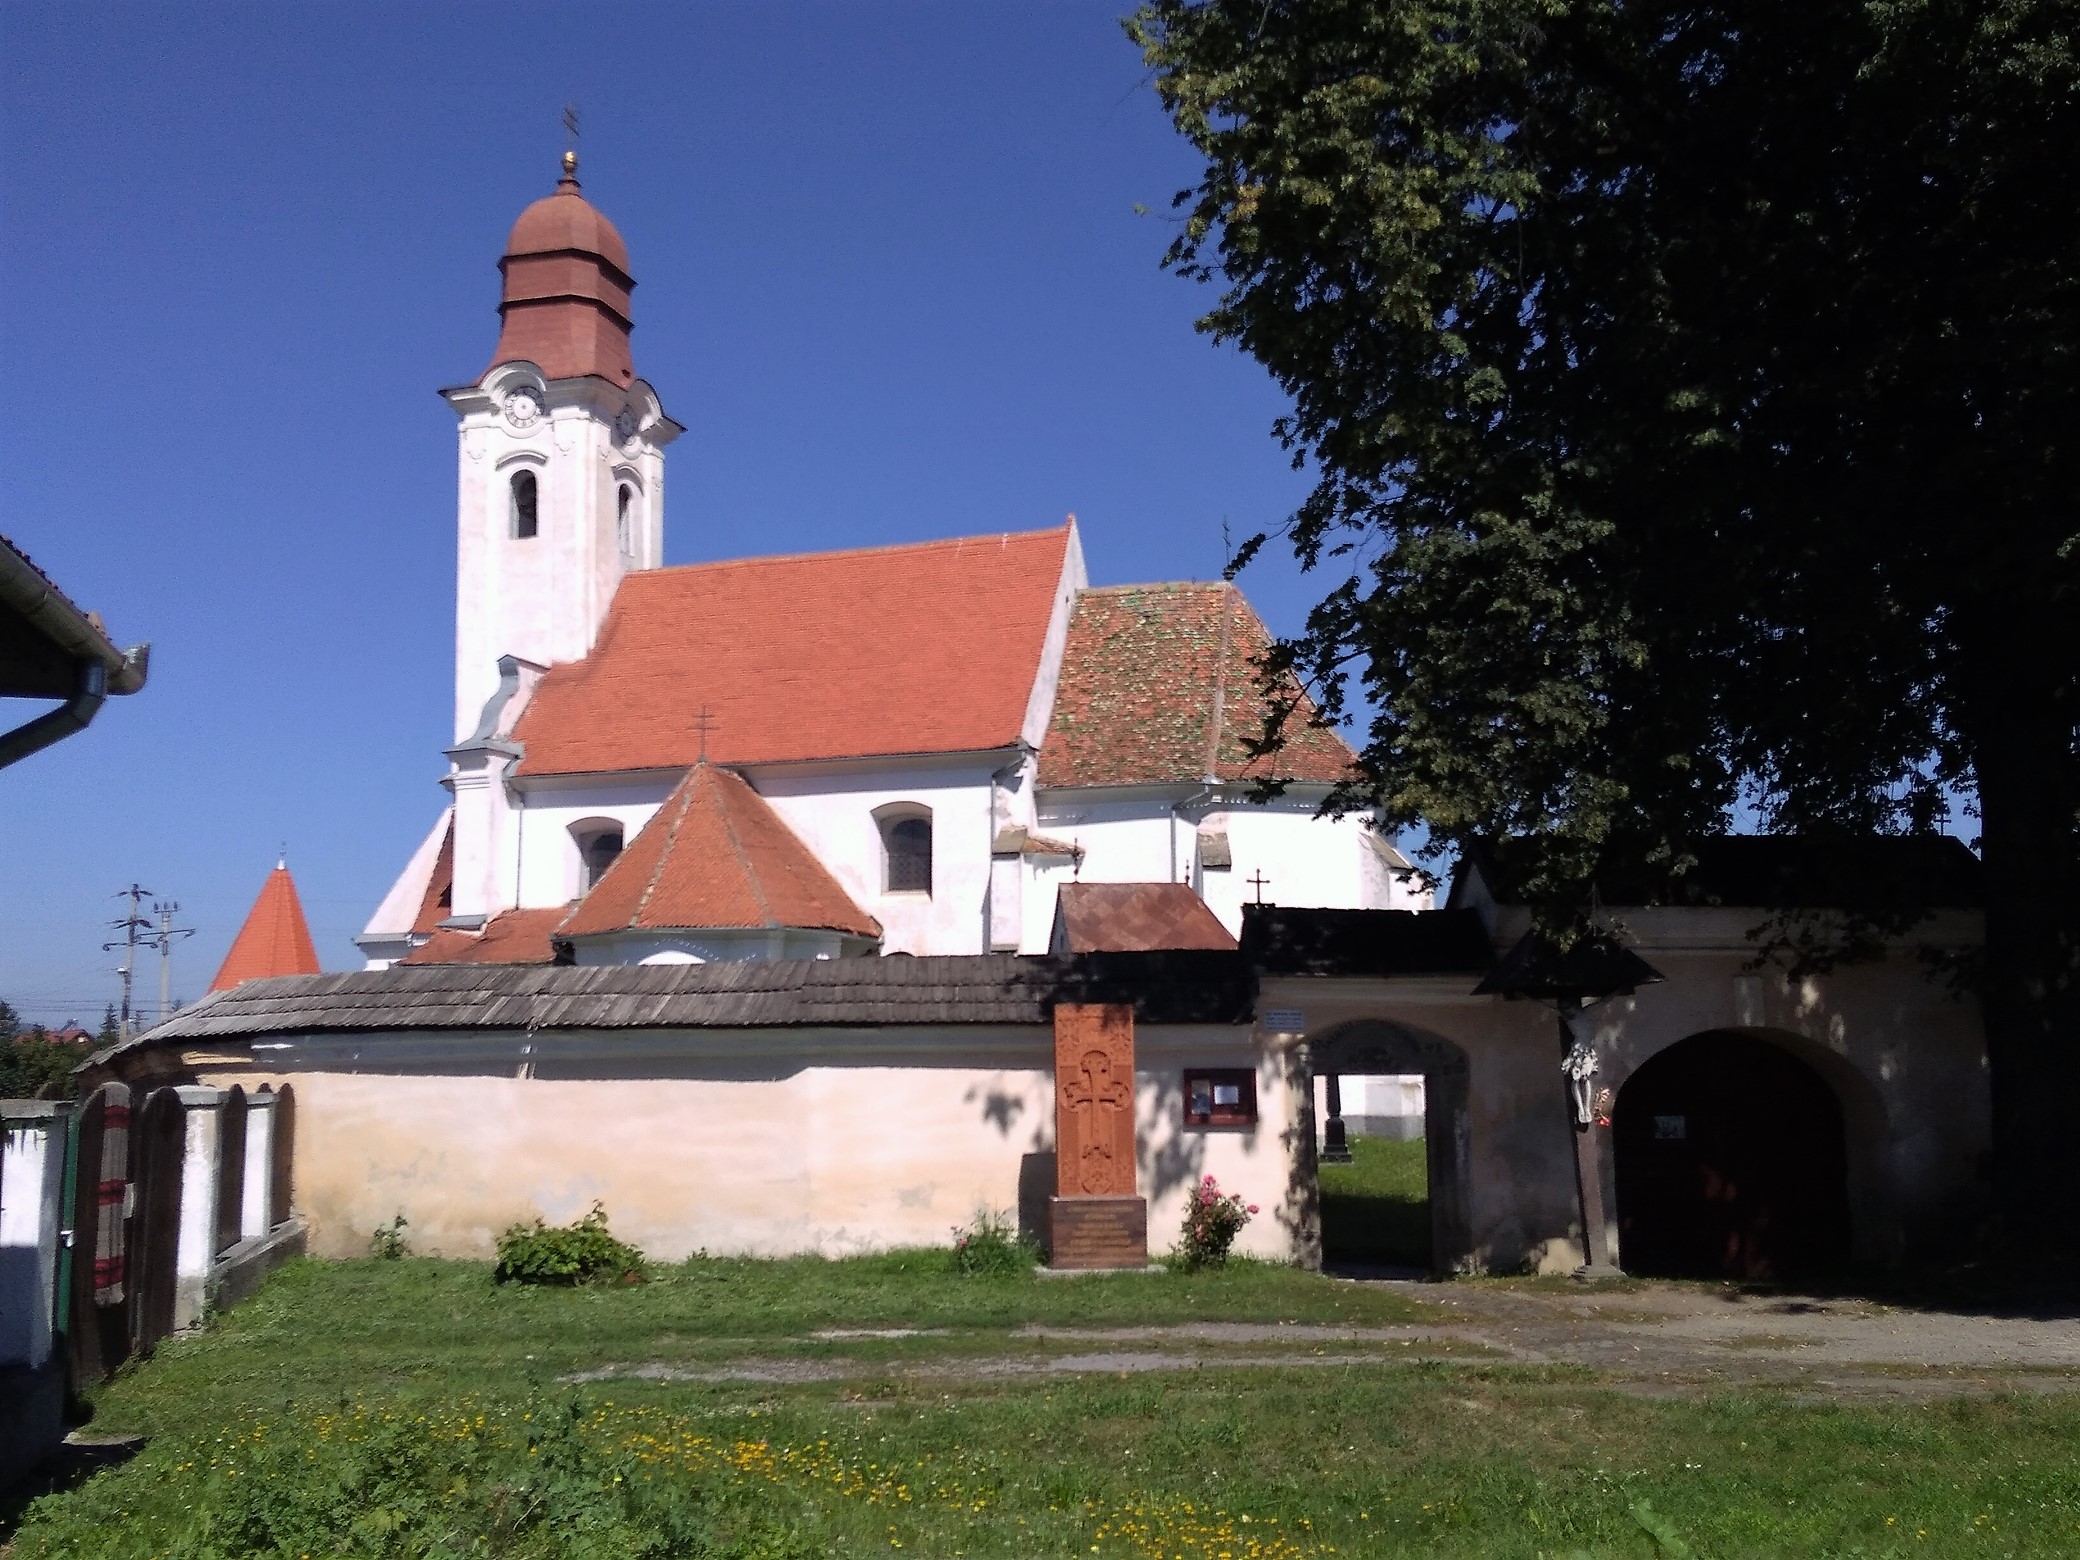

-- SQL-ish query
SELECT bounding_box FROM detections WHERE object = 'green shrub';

[495,1201,645,1285]
[949,1207,1036,1278]
[368,1211,411,1260]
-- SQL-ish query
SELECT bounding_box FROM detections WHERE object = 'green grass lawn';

[9,1251,2080,1557]
[1321,1133,1431,1269]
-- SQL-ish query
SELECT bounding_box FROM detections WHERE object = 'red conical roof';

[488,152,635,385]
[210,863,321,991]
[559,763,881,941]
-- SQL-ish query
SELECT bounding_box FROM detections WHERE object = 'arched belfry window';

[616,484,633,557]
[880,808,932,894]
[573,821,624,892]
[511,469,539,540]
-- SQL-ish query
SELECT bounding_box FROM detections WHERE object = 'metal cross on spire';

[692,705,716,764]
[1247,869,1271,904]
[561,103,581,179]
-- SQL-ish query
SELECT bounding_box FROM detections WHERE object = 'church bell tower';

[443,151,683,742]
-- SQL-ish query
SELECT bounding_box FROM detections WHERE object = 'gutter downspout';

[0,659,107,770]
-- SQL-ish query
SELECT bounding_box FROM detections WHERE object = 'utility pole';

[102,884,154,1037]
[140,900,195,1026]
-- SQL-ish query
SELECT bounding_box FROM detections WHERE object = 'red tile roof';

[1053,882,1238,953]
[399,908,568,967]
[210,865,322,991]
[513,526,1075,776]
[560,763,880,940]
[1038,583,1355,788]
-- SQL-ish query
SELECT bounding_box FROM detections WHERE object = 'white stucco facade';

[446,364,680,743]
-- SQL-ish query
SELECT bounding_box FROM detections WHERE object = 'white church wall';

[1201,805,1415,934]
[183,1024,1301,1263]
[1016,526,1091,749]
[512,771,682,909]
[748,755,1012,956]
[1025,786,1427,948]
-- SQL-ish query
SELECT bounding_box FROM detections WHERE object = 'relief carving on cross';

[1054,1002,1138,1199]
[1060,1047,1132,1195]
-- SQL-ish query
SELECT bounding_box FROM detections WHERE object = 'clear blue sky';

[1,3,1351,1026]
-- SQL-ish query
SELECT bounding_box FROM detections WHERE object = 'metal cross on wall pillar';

[1473,929,1664,1280]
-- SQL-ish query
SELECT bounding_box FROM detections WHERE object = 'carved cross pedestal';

[1048,1003,1149,1269]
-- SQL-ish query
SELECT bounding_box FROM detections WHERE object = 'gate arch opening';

[1305,1021,1473,1274]
[1614,1029,1851,1279]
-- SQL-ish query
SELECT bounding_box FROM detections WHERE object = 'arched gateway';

[1306,1020,1474,1274]
[1614,1030,1852,1279]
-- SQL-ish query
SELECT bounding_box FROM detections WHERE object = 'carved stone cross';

[1060,1047,1132,1194]
[1050,1002,1148,1268]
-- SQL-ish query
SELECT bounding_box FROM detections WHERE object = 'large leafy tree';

[1129,0,2079,1232]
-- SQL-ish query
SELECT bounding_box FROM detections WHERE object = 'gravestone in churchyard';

[1049,1002,1149,1269]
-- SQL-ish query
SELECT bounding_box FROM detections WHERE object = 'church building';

[353,153,1424,973]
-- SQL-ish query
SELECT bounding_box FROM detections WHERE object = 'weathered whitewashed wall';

[185,1025,1303,1265]
[1263,908,1990,1274]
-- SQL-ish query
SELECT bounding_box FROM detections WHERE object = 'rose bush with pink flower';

[1175,1174,1258,1271]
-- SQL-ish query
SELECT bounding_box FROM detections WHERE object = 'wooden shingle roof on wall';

[94,950,1257,1061]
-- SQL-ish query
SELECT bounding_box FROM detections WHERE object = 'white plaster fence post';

[240,1088,277,1242]
[0,1101,73,1370]
[173,1086,224,1330]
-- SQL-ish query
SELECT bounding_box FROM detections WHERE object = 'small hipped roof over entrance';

[558,762,880,947]
[211,861,321,991]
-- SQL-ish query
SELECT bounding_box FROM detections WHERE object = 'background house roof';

[513,526,1074,775]
[1039,583,1354,788]
[1053,881,1237,953]
[1455,835,1985,910]
[560,762,879,940]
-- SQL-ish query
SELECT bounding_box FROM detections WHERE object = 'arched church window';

[882,811,932,894]
[577,826,623,892]
[511,470,539,540]
[616,484,633,557]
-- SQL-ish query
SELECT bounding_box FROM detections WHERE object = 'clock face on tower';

[505,389,542,429]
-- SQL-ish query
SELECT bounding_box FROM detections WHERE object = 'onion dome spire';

[488,152,635,385]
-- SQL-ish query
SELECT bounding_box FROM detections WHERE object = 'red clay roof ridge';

[642,523,1072,579]
[626,767,702,928]
[712,769,778,927]
[1078,580,1240,596]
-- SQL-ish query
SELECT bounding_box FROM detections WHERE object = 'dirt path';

[567,1280,2080,1400]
